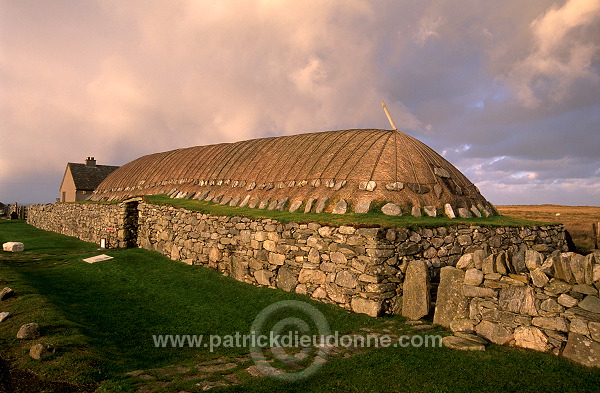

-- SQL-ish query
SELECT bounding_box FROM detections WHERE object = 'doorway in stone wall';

[123,198,140,248]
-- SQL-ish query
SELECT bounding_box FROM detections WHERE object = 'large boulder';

[402,260,430,320]
[563,333,600,368]
[433,267,468,327]
[2,242,24,252]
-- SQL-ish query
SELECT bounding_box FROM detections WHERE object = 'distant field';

[496,205,600,254]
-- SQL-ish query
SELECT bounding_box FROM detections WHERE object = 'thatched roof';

[91,129,494,216]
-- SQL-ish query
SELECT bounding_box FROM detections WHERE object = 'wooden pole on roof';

[381,101,398,131]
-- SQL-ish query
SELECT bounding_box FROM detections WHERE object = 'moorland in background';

[497,205,600,254]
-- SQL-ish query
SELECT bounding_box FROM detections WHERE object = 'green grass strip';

[142,194,548,229]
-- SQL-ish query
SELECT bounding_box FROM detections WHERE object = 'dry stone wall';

[135,202,567,317]
[435,249,600,367]
[27,201,597,367]
[27,203,129,248]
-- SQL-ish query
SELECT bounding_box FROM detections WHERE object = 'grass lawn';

[1,220,599,392]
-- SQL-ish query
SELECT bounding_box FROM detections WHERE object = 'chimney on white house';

[85,157,96,167]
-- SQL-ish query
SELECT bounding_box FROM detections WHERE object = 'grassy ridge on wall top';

[141,194,546,229]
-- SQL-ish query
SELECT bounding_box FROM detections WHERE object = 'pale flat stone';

[332,199,348,214]
[381,203,402,216]
[470,205,482,217]
[434,167,451,178]
[525,250,544,271]
[298,269,326,285]
[457,208,471,218]
[450,319,475,333]
[557,293,578,308]
[569,318,589,336]
[456,253,474,269]
[482,254,496,274]
[411,206,422,217]
[315,198,328,213]
[334,180,346,190]
[442,336,485,351]
[402,260,430,320]
[444,203,456,218]
[385,182,404,191]
[248,197,260,208]
[434,184,443,198]
[532,317,569,332]
[3,242,24,252]
[570,254,592,284]
[365,181,377,191]
[0,312,9,322]
[276,197,288,211]
[462,285,497,298]
[455,332,488,345]
[254,270,273,286]
[464,268,484,286]
[304,198,315,213]
[257,198,270,209]
[514,326,551,352]
[289,200,303,213]
[239,195,251,207]
[354,199,371,214]
[530,268,549,287]
[351,297,381,317]
[423,206,437,217]
[83,254,114,263]
[476,321,513,345]
[335,271,358,289]
[540,298,564,313]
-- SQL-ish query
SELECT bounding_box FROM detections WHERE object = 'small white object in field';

[83,254,114,263]
[555,213,561,216]
[3,242,24,252]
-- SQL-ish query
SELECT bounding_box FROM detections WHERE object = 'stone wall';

[434,249,600,367]
[135,202,567,317]
[27,201,568,317]
[27,200,599,367]
[27,203,129,248]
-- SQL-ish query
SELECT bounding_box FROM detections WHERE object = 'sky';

[1,0,599,206]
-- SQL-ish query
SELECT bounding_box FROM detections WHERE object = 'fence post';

[594,222,599,250]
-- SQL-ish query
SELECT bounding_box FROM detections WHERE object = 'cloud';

[501,0,600,108]
[0,0,598,206]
